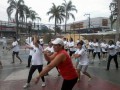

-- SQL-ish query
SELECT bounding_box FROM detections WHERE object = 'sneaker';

[88,78,92,81]
[77,78,80,82]
[41,82,46,87]
[23,83,30,88]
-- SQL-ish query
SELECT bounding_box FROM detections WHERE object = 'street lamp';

[84,14,90,33]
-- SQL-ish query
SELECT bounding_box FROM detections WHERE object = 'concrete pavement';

[0,45,120,90]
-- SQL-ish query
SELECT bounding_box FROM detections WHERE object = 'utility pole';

[115,0,120,41]
[84,14,90,33]
[117,0,120,40]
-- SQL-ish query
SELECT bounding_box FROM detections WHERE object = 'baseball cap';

[52,38,64,46]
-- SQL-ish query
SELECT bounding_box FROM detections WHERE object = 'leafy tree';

[47,3,65,35]
[62,0,77,34]
[7,0,25,36]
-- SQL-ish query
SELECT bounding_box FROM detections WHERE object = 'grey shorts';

[77,64,88,72]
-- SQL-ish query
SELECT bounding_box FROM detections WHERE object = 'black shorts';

[12,51,19,56]
[88,49,93,53]
[102,52,107,54]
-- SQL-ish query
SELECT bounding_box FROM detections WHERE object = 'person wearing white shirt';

[26,37,34,68]
[100,40,108,60]
[10,37,22,64]
[2,37,7,52]
[44,42,54,56]
[72,41,91,81]
[88,39,94,56]
[106,40,118,71]
[68,38,75,56]
[92,39,101,64]
[44,41,54,75]
[26,37,32,45]
[116,39,120,56]
[23,35,45,88]
[63,38,68,51]
[39,38,44,47]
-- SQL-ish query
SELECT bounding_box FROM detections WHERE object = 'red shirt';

[56,50,78,80]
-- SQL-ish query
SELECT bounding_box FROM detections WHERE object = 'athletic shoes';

[41,82,46,87]
[88,78,92,81]
[23,83,30,89]
[77,78,80,82]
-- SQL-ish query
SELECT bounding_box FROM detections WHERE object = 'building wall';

[111,0,120,40]
[62,17,111,32]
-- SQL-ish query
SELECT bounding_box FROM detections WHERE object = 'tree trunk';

[15,11,19,38]
[65,17,67,34]
[55,17,57,35]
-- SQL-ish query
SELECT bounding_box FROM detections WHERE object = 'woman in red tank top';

[35,38,78,90]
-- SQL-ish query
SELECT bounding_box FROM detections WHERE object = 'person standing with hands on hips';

[35,38,78,90]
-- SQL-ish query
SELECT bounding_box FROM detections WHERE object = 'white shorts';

[77,64,88,72]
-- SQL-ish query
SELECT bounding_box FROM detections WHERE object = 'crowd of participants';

[0,35,119,90]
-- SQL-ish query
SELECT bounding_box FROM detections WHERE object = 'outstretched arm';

[35,53,66,84]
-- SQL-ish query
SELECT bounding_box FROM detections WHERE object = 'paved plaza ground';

[0,45,120,90]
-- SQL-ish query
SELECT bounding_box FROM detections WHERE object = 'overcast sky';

[0,0,112,24]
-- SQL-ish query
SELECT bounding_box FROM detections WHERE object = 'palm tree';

[35,16,41,36]
[47,3,65,35]
[62,0,77,34]
[24,5,30,25]
[7,0,25,36]
[29,10,38,22]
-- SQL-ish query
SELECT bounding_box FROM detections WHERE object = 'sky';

[0,0,112,24]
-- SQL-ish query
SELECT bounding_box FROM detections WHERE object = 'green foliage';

[61,0,77,34]
[47,3,65,35]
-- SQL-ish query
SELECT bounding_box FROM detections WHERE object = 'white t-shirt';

[64,41,68,49]
[108,44,117,56]
[68,41,75,51]
[12,41,20,52]
[32,45,44,65]
[26,37,32,44]
[2,38,7,47]
[40,39,44,44]
[29,42,34,56]
[116,41,120,47]
[82,44,87,51]
[93,42,101,52]
[116,41,120,52]
[44,46,54,53]
[100,42,108,52]
[75,48,89,65]
[88,42,94,49]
